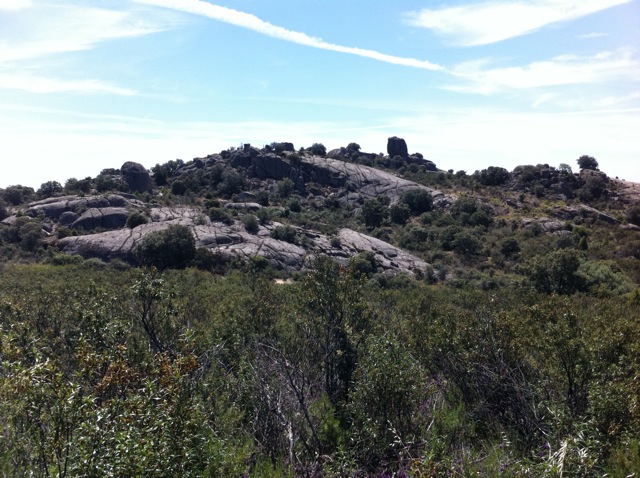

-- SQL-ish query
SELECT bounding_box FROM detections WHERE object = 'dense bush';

[626,205,640,226]
[308,143,326,156]
[3,185,35,205]
[208,207,233,225]
[362,195,389,229]
[270,224,297,244]
[242,214,259,234]
[134,224,196,269]
[475,166,510,186]
[126,211,148,229]
[36,180,63,199]
[577,154,599,170]
[400,188,433,215]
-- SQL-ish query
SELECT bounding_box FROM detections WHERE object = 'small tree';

[475,166,510,186]
[389,203,410,225]
[577,155,599,171]
[525,249,586,295]
[558,163,573,174]
[309,143,326,156]
[362,196,389,229]
[277,178,295,198]
[37,181,63,199]
[3,185,35,205]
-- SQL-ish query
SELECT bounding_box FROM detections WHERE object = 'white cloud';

[0,4,171,63]
[405,0,631,46]
[136,0,444,71]
[0,73,136,95]
[447,49,639,93]
[0,0,31,11]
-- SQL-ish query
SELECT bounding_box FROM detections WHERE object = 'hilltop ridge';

[1,137,639,292]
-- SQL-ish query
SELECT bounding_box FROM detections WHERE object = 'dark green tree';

[309,143,327,156]
[577,155,599,171]
[362,195,389,229]
[525,249,586,295]
[389,202,410,225]
[475,166,510,186]
[3,185,34,205]
[401,188,433,215]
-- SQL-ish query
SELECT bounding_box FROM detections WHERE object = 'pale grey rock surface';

[58,206,430,275]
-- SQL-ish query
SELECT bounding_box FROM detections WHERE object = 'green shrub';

[50,253,83,266]
[500,238,520,257]
[192,247,226,272]
[208,207,233,225]
[134,224,196,269]
[362,196,389,229]
[389,203,410,225]
[474,166,510,186]
[524,249,586,294]
[287,199,301,213]
[171,180,187,195]
[626,206,640,226]
[126,211,148,229]
[401,189,433,216]
[350,252,377,277]
[3,185,35,205]
[270,225,297,244]
[309,143,326,156]
[37,180,63,199]
[277,178,295,198]
[243,214,260,234]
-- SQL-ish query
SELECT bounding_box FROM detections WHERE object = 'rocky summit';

[1,138,638,288]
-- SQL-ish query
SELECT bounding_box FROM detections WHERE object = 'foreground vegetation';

[1,261,639,476]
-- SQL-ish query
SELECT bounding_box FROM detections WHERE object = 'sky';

[1,0,639,189]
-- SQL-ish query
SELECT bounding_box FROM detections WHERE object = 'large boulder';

[26,196,111,219]
[387,137,408,159]
[121,161,152,193]
[72,207,129,230]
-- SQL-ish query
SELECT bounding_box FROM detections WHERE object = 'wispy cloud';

[0,73,136,95]
[447,49,639,93]
[0,4,171,63]
[405,0,631,46]
[0,0,31,11]
[136,0,444,71]
[581,32,609,39]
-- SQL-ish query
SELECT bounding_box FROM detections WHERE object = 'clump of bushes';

[270,225,297,244]
[134,224,196,269]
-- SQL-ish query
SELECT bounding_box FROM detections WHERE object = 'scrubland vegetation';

[1,261,639,476]
[1,144,639,476]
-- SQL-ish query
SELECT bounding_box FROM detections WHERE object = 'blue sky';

[1,0,639,188]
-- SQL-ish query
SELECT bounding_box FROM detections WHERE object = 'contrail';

[136,0,444,71]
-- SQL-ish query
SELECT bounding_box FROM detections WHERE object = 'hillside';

[1,138,639,293]
[1,138,639,476]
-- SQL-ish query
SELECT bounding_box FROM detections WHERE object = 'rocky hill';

[1,138,639,290]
